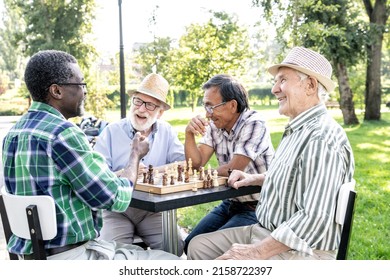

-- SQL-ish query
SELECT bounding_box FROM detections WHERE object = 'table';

[129,184,261,255]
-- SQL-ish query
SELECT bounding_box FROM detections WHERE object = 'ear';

[306,76,318,96]
[157,108,164,119]
[48,84,63,100]
[229,99,238,113]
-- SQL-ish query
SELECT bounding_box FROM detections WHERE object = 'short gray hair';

[296,71,329,103]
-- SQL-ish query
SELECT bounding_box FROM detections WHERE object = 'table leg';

[162,209,179,256]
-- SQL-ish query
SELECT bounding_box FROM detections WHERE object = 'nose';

[271,82,279,95]
[138,102,148,112]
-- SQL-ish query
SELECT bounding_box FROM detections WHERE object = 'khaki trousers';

[187,224,336,260]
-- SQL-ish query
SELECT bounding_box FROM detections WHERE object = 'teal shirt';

[2,101,133,255]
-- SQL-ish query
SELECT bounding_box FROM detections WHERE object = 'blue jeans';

[184,199,258,254]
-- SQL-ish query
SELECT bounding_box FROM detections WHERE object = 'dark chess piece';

[170,175,175,185]
[143,172,147,183]
[148,165,154,184]
[162,173,168,186]
[226,168,233,187]
[177,164,183,182]
[184,170,190,183]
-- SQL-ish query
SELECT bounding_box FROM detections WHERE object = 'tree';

[362,0,389,121]
[253,0,364,125]
[255,0,389,122]
[1,0,110,118]
[169,11,253,111]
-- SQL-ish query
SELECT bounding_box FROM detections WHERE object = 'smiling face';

[271,67,320,120]
[129,93,164,135]
[203,86,239,132]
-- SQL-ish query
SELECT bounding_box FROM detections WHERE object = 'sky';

[94,0,261,54]
[0,0,262,54]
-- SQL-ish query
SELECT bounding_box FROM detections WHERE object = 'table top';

[129,184,261,212]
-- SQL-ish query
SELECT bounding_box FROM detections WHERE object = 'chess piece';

[185,170,190,183]
[199,166,204,180]
[207,164,212,177]
[193,169,198,180]
[148,165,154,184]
[207,173,212,188]
[177,164,183,182]
[162,172,168,186]
[226,168,233,187]
[188,158,193,176]
[212,170,219,187]
[143,172,147,183]
[170,175,175,185]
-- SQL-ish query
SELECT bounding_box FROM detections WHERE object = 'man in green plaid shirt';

[2,50,179,260]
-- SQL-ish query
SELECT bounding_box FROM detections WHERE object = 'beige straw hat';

[268,47,336,92]
[132,73,170,110]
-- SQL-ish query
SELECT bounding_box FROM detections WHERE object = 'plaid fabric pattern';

[2,102,133,255]
[200,110,274,202]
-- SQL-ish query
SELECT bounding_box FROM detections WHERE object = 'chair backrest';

[335,179,357,260]
[0,186,57,259]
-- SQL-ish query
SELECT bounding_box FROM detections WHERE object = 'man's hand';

[216,243,263,260]
[132,132,149,159]
[185,115,209,136]
[228,170,265,189]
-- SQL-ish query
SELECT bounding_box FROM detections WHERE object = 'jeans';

[184,199,258,254]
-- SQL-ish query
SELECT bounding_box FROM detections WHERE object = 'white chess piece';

[212,170,219,187]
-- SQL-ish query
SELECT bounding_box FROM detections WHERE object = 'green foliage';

[169,11,253,111]
[7,0,98,69]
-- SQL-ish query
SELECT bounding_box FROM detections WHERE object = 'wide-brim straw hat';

[268,47,336,92]
[131,73,170,110]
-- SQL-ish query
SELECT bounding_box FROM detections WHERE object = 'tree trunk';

[365,39,382,120]
[335,62,359,125]
[363,0,388,121]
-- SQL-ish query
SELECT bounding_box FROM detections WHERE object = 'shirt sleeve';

[234,118,268,161]
[52,126,133,212]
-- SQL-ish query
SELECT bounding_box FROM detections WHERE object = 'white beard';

[129,110,158,132]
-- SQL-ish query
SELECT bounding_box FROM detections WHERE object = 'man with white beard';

[94,73,185,256]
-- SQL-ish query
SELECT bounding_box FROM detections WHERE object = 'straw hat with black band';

[130,73,171,110]
[268,47,336,93]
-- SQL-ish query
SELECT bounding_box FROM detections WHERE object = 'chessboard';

[135,176,228,194]
[134,160,228,194]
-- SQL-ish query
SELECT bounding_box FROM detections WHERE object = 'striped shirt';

[201,109,274,202]
[256,104,355,256]
[2,102,133,255]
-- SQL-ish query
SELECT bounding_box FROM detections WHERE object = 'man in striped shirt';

[2,50,179,260]
[187,47,355,260]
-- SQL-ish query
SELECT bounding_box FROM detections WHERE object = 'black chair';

[335,179,357,260]
[0,186,57,260]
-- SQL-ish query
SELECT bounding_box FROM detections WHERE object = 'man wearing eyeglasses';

[94,73,185,256]
[183,74,275,254]
[2,50,179,260]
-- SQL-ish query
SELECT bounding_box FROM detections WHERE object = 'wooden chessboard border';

[135,176,228,194]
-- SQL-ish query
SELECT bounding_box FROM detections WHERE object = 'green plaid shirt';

[2,101,133,255]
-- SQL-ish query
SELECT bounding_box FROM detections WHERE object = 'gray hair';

[297,71,329,103]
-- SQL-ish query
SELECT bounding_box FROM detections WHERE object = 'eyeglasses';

[132,96,159,111]
[203,101,227,114]
[57,83,87,90]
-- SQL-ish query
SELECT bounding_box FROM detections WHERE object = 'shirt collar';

[29,101,66,119]
[287,103,327,134]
